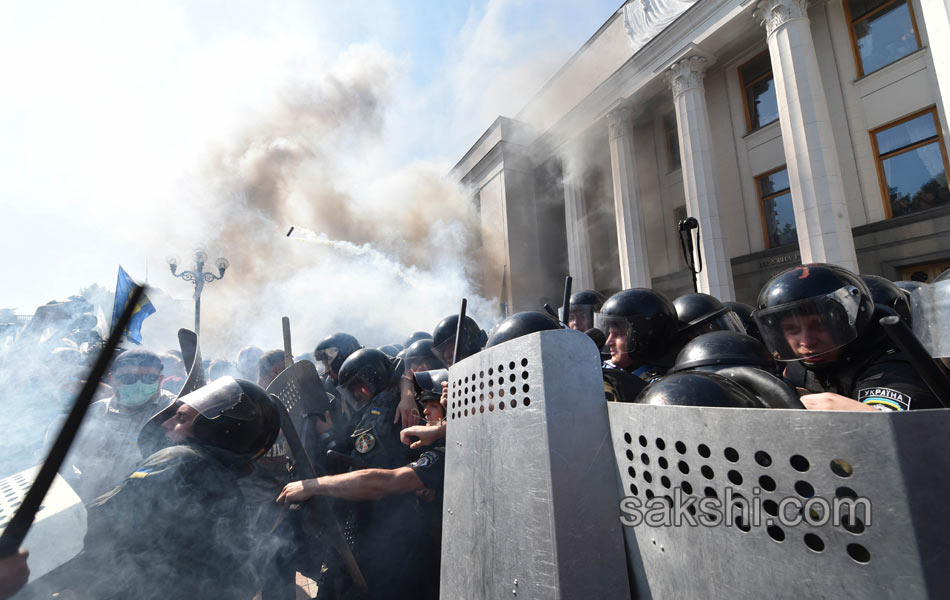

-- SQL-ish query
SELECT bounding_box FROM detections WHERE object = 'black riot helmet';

[313,333,362,381]
[485,311,561,348]
[753,263,874,363]
[336,348,395,411]
[594,288,679,365]
[636,371,765,408]
[564,290,606,331]
[411,368,448,407]
[431,314,486,366]
[377,344,400,357]
[860,274,912,323]
[670,331,778,375]
[139,377,280,461]
[404,339,446,373]
[724,302,761,341]
[403,331,432,348]
[673,293,745,341]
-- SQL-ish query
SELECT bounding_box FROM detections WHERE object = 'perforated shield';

[266,360,331,460]
[441,329,631,599]
[607,403,950,599]
[0,467,85,582]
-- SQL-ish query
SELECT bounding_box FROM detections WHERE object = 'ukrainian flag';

[112,266,156,345]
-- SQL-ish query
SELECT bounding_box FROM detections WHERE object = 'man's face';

[606,325,634,369]
[422,399,444,425]
[258,363,284,389]
[568,307,593,332]
[110,365,162,408]
[162,404,199,443]
[779,314,842,364]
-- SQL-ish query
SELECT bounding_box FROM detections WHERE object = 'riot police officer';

[673,292,746,341]
[431,314,487,366]
[594,288,680,382]
[404,339,446,373]
[754,263,941,411]
[485,311,561,348]
[315,348,432,599]
[29,377,280,599]
[314,332,362,395]
[564,290,605,332]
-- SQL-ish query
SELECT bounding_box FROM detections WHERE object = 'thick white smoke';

[136,42,498,359]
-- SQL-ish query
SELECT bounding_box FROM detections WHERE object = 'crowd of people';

[0,261,947,599]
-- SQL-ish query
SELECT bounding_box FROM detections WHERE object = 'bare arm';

[400,422,446,449]
[277,467,426,503]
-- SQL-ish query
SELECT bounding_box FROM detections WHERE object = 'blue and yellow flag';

[111,266,156,345]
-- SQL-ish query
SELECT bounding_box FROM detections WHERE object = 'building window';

[870,108,950,218]
[739,51,779,133]
[664,114,680,171]
[756,167,797,248]
[844,0,921,77]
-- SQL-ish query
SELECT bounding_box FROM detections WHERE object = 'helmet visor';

[593,313,636,355]
[431,336,456,367]
[339,377,375,411]
[565,305,595,331]
[680,310,746,342]
[180,377,247,420]
[405,354,443,373]
[753,287,863,361]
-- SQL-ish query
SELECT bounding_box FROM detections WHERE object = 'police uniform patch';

[858,387,910,411]
[411,450,440,469]
[355,431,376,453]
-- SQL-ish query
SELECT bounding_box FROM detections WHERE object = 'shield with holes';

[0,467,85,583]
[607,401,950,598]
[441,328,631,599]
[265,360,331,460]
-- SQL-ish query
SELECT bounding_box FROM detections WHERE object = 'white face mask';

[117,382,158,407]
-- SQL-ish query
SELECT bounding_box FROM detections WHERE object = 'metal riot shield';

[269,392,368,594]
[177,328,206,397]
[0,467,85,582]
[607,402,950,599]
[441,329,631,599]
[265,360,330,461]
[911,280,950,358]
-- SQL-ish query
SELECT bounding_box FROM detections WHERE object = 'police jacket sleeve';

[854,354,942,411]
[409,447,445,492]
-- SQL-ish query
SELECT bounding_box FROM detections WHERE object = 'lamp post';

[166,249,229,337]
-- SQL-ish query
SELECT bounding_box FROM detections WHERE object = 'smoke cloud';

[139,42,497,359]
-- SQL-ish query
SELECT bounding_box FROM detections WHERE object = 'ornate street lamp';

[166,248,229,337]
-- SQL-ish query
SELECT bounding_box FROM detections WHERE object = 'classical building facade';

[452,0,950,310]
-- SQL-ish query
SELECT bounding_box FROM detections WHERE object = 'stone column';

[754,0,859,272]
[665,57,736,301]
[561,139,596,290]
[606,106,651,289]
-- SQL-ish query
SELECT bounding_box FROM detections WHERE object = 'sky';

[0,0,622,353]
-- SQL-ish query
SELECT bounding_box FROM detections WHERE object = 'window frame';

[868,106,950,219]
[755,165,796,249]
[738,50,779,134]
[842,0,922,78]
